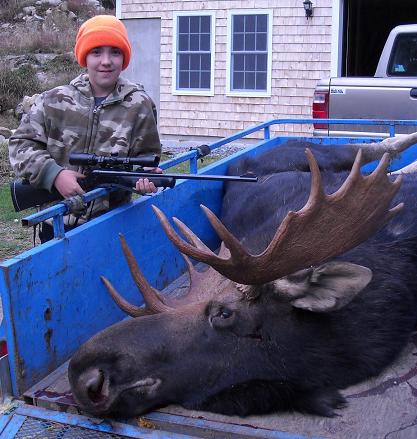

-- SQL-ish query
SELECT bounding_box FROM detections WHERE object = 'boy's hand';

[54,170,85,198]
[135,167,162,194]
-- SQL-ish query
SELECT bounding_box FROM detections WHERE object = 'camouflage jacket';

[9,73,161,193]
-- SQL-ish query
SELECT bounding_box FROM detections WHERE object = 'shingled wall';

[120,0,333,138]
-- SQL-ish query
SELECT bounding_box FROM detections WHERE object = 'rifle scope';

[69,152,160,168]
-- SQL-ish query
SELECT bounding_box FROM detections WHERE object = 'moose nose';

[82,368,109,403]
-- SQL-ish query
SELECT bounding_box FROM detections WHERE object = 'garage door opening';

[343,0,417,76]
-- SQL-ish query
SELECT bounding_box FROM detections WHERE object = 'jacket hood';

[70,73,145,101]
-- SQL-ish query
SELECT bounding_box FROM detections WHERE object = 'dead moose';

[69,134,417,418]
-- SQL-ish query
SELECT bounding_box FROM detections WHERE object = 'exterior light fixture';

[303,0,313,19]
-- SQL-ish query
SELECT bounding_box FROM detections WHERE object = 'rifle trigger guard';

[62,195,88,216]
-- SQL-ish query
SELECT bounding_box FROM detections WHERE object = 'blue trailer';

[1,119,417,438]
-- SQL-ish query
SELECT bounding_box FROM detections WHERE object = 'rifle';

[10,152,258,212]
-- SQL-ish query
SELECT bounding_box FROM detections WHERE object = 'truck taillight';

[312,91,329,129]
[0,340,7,357]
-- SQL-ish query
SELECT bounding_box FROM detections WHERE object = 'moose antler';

[153,149,403,285]
[101,235,228,316]
[351,131,417,164]
[101,235,174,317]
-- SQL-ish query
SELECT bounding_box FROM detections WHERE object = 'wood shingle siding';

[120,0,333,138]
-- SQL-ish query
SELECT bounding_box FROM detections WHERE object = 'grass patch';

[0,183,17,221]
[0,142,34,261]
[0,183,34,261]
[161,153,219,173]
[0,141,13,183]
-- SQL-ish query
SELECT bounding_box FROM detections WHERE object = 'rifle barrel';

[91,170,258,183]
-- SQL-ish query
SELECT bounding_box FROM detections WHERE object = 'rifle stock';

[10,180,62,212]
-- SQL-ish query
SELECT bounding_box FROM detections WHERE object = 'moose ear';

[274,262,372,312]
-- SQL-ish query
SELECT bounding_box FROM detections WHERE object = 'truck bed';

[3,121,417,438]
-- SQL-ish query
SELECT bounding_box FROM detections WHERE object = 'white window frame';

[172,11,216,96]
[226,9,273,97]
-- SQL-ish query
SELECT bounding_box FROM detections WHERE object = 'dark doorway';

[343,0,417,76]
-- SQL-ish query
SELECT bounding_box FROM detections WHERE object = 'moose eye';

[208,303,236,329]
[219,309,233,319]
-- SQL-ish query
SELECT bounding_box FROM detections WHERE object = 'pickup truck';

[313,24,417,137]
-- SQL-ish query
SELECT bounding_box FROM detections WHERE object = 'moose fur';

[68,139,417,419]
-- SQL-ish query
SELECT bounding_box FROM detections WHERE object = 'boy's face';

[86,46,124,96]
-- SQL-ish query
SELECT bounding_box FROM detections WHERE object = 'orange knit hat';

[74,15,131,70]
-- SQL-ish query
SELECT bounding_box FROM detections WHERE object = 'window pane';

[178,34,189,51]
[245,72,255,89]
[233,33,244,51]
[230,13,270,92]
[234,15,244,33]
[201,16,210,33]
[201,72,210,88]
[256,15,267,32]
[200,33,210,51]
[178,54,190,70]
[178,71,189,88]
[190,16,200,33]
[256,33,267,51]
[245,54,256,71]
[257,54,267,71]
[190,34,199,50]
[176,15,213,90]
[201,53,211,70]
[234,54,244,71]
[190,71,200,88]
[245,15,256,32]
[233,71,244,89]
[245,33,255,51]
[190,54,200,70]
[178,16,189,34]
[256,72,267,90]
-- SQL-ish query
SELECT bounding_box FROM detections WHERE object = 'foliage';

[0,112,19,130]
[44,52,81,74]
[0,64,41,112]
[0,25,78,55]
[42,53,84,89]
[67,0,101,20]
[0,0,30,22]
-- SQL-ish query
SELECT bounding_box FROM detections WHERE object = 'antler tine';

[329,147,364,199]
[301,148,326,211]
[200,205,251,263]
[152,205,224,265]
[119,234,173,313]
[100,276,151,317]
[172,217,212,251]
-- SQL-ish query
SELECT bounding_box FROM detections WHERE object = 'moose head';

[68,149,407,418]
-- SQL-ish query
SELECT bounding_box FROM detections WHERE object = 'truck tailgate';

[316,77,417,136]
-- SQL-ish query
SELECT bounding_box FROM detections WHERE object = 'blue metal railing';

[21,118,417,236]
